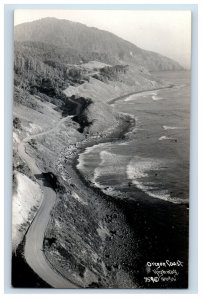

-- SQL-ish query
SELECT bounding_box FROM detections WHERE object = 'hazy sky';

[14,10,191,68]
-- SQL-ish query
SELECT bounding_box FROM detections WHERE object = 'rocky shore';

[42,107,188,289]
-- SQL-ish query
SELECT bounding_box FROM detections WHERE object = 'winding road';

[18,115,79,288]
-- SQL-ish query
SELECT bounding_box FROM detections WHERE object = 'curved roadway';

[18,116,79,288]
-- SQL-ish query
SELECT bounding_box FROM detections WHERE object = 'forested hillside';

[15,18,183,71]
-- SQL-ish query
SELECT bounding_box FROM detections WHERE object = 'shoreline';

[71,130,189,288]
[70,86,188,287]
[107,84,174,105]
[44,106,188,288]
[43,114,140,288]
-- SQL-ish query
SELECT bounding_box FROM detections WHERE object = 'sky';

[14,10,192,68]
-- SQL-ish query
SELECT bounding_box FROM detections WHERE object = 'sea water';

[77,71,190,204]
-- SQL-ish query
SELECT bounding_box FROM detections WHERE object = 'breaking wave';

[158,136,174,141]
[126,157,187,204]
[124,90,160,102]
[152,95,163,101]
[92,150,129,198]
[163,125,183,130]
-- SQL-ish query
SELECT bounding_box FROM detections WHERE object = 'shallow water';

[77,71,190,204]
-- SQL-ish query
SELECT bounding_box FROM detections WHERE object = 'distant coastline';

[108,84,174,105]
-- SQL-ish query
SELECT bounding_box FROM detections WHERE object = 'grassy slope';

[64,66,166,133]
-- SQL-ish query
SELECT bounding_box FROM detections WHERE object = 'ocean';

[77,71,190,205]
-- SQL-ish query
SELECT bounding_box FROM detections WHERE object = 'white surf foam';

[77,143,112,170]
[94,150,127,178]
[152,95,163,101]
[158,136,173,141]
[163,125,183,130]
[124,95,138,102]
[126,157,186,204]
[91,150,129,198]
[124,90,158,102]
[126,157,160,182]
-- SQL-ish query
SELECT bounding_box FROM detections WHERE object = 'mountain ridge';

[14,17,183,71]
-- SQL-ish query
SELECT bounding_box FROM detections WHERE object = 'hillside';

[14,17,183,71]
